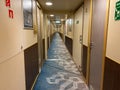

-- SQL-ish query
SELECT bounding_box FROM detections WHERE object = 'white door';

[73,5,84,69]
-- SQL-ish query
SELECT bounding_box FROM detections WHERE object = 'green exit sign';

[115,0,120,20]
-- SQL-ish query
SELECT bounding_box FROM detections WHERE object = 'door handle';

[79,35,82,44]
[90,42,94,49]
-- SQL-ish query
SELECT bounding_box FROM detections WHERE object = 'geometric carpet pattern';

[33,33,89,90]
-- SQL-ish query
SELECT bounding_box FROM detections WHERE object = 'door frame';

[36,3,43,69]
[86,0,93,85]
[100,0,110,89]
[81,3,85,72]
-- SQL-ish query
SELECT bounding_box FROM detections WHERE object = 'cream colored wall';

[0,0,38,89]
[50,24,53,36]
[23,0,37,49]
[51,23,56,34]
[83,0,90,46]
[36,2,44,40]
[47,20,50,38]
[0,0,23,63]
[44,15,49,59]
[106,0,120,64]
[73,6,83,67]
[59,24,64,34]
[23,30,37,49]
[0,52,25,90]
[41,12,44,39]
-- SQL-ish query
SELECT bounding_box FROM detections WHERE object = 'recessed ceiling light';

[46,2,53,6]
[50,14,54,17]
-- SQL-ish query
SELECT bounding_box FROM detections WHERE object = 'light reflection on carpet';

[46,72,88,90]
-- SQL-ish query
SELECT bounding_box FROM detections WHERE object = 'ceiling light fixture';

[55,20,61,24]
[50,14,54,17]
[46,2,53,6]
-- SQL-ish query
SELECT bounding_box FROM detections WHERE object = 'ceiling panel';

[38,0,83,13]
[38,0,83,21]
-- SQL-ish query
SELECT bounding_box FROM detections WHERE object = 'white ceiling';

[38,0,83,20]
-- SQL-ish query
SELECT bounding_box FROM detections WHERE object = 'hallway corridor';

[33,33,88,90]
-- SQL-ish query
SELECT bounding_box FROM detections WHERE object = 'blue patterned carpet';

[33,33,89,90]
